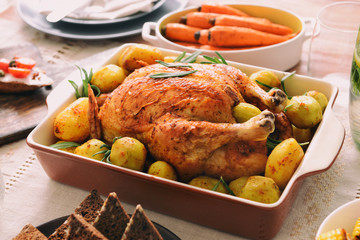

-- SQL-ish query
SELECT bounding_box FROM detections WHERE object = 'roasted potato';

[237,176,280,204]
[52,141,77,153]
[229,176,249,196]
[189,176,228,194]
[285,95,322,129]
[109,137,147,171]
[118,44,164,72]
[148,161,177,180]
[232,102,261,123]
[304,90,328,113]
[53,97,90,142]
[74,139,108,161]
[91,64,128,93]
[265,138,304,189]
[249,70,280,91]
[292,125,313,143]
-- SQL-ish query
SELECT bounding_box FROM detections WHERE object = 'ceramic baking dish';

[27,44,344,240]
[142,4,313,71]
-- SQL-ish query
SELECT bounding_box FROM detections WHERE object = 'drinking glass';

[307,1,360,79]
[350,28,360,149]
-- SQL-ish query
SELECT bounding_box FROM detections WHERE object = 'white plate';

[316,199,360,237]
[16,0,188,40]
[61,0,167,25]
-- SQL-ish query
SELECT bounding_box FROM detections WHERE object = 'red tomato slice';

[14,57,36,69]
[0,58,10,73]
[8,67,31,78]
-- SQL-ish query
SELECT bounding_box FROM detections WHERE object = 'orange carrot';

[194,29,210,45]
[199,26,296,47]
[214,15,293,36]
[180,12,219,29]
[163,23,202,43]
[199,4,250,17]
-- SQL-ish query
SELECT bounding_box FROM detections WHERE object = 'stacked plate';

[16,0,188,40]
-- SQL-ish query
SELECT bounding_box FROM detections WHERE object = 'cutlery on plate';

[46,0,89,23]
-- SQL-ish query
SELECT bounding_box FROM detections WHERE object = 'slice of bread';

[12,224,47,240]
[66,214,108,240]
[121,204,163,240]
[93,192,130,240]
[49,189,104,239]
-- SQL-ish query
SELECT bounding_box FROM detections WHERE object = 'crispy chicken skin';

[99,63,286,181]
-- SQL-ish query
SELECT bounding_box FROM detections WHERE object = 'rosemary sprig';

[155,60,193,68]
[179,50,202,63]
[200,51,228,65]
[212,176,236,196]
[50,141,80,149]
[173,52,186,62]
[92,136,122,163]
[68,66,100,98]
[149,70,198,79]
[280,71,296,97]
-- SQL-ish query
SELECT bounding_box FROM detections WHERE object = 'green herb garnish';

[280,71,295,97]
[201,51,228,65]
[155,60,193,68]
[212,176,236,196]
[50,141,80,149]
[179,50,202,63]
[92,137,122,163]
[149,70,198,79]
[68,66,100,98]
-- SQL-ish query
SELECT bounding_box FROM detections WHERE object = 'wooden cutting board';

[0,43,72,146]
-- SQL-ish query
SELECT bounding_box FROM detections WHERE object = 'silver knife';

[46,0,89,23]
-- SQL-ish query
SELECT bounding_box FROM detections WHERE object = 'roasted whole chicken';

[98,63,287,182]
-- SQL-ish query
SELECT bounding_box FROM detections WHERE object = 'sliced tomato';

[0,58,10,73]
[8,67,31,78]
[14,57,36,69]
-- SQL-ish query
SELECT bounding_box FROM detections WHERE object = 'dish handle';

[142,22,159,45]
[296,109,345,178]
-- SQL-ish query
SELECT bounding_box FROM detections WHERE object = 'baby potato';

[304,90,328,113]
[163,56,177,63]
[229,176,249,196]
[265,138,304,189]
[232,102,261,123]
[292,125,313,143]
[118,44,164,72]
[285,95,322,129]
[91,64,128,93]
[109,137,147,171]
[74,139,108,161]
[238,176,280,204]
[54,97,90,142]
[189,176,228,194]
[148,161,177,180]
[249,70,280,91]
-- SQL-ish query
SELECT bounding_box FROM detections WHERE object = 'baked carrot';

[194,29,210,45]
[199,4,250,17]
[180,12,219,29]
[214,15,293,35]
[200,26,296,47]
[163,23,202,43]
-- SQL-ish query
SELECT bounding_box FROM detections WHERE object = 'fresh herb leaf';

[93,143,112,163]
[216,51,228,65]
[211,176,236,196]
[200,51,228,65]
[180,50,202,63]
[255,80,273,90]
[149,70,198,79]
[266,137,282,150]
[50,141,80,149]
[280,71,295,97]
[220,176,235,196]
[173,52,186,62]
[68,66,100,98]
[155,60,193,68]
